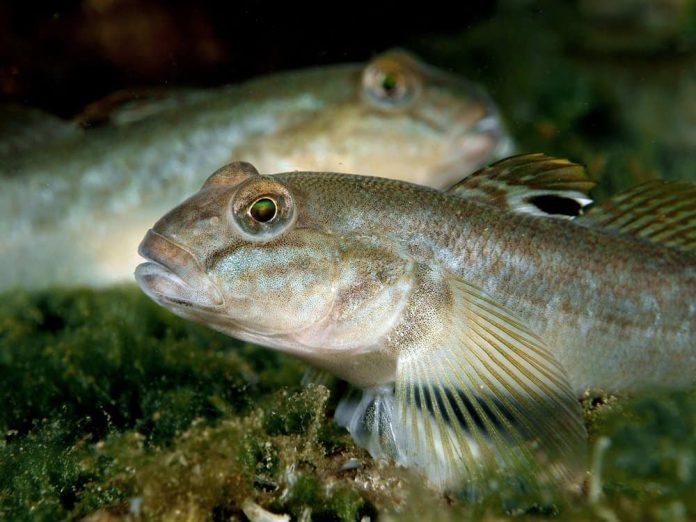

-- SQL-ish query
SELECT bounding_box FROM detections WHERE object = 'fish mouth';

[434,115,513,187]
[453,111,512,161]
[135,229,224,310]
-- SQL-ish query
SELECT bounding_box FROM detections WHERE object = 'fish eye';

[229,178,296,241]
[249,197,277,223]
[362,58,421,110]
[377,71,403,98]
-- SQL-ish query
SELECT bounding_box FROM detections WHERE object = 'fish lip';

[135,229,224,310]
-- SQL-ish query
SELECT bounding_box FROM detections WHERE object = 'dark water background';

[0,2,492,116]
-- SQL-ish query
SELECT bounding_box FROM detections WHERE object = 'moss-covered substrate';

[0,287,396,521]
[1,287,695,521]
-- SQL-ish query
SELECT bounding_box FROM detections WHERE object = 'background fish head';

[135,162,414,370]
[244,50,512,188]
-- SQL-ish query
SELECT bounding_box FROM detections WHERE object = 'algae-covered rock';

[587,389,696,521]
[417,0,696,199]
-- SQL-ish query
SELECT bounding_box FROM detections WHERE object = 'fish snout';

[135,229,224,310]
[436,113,513,186]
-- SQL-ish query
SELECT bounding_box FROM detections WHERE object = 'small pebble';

[241,498,290,522]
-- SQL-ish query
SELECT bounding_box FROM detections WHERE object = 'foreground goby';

[135,155,696,491]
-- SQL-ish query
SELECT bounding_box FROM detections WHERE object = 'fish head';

[341,50,512,186]
[248,50,512,188]
[135,162,414,368]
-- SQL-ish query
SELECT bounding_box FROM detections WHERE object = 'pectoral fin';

[301,366,336,388]
[335,384,398,460]
[337,266,587,492]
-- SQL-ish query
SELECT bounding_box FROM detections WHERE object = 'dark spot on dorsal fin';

[526,194,583,217]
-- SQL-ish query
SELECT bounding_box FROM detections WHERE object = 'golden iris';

[249,197,277,223]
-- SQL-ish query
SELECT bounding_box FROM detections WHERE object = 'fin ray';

[578,180,696,252]
[389,267,585,490]
[301,366,336,387]
[75,87,208,127]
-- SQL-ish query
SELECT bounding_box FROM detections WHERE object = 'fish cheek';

[297,247,417,352]
[210,237,339,334]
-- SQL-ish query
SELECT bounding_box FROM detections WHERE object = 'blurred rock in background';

[419,0,696,193]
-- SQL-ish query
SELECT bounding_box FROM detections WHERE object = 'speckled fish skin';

[0,51,510,290]
[135,160,695,489]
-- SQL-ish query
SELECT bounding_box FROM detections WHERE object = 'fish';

[0,50,511,290]
[134,153,696,491]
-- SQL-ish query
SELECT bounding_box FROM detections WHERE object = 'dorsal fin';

[74,87,206,128]
[448,153,595,219]
[577,180,696,253]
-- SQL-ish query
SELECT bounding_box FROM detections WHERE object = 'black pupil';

[250,198,276,222]
[381,72,398,94]
[526,195,582,217]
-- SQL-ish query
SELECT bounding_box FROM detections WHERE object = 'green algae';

[0,286,301,444]
[0,287,401,520]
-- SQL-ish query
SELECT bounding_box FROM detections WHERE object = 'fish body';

[135,156,696,489]
[0,51,510,290]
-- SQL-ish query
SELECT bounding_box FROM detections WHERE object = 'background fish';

[134,155,695,490]
[0,51,510,291]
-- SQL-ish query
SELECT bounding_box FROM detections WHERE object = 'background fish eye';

[362,63,420,109]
